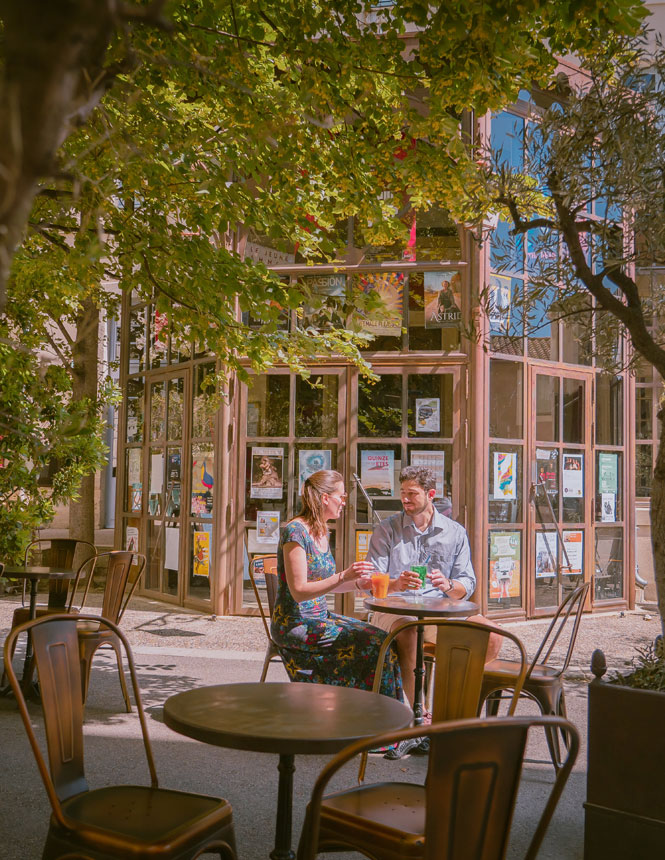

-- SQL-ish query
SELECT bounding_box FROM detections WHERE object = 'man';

[367,465,501,709]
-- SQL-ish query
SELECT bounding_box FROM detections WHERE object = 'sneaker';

[411,737,430,755]
[383,737,421,760]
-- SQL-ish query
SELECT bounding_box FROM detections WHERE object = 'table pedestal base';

[270,753,296,860]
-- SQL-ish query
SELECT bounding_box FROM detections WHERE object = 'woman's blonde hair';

[299,469,344,540]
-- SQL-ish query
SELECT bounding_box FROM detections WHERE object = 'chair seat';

[12,606,80,626]
[483,658,561,686]
[319,781,426,842]
[58,785,233,854]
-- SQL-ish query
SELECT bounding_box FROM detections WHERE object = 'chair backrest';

[23,539,97,606]
[3,614,158,824]
[72,551,146,623]
[530,581,590,677]
[248,555,279,641]
[302,715,579,860]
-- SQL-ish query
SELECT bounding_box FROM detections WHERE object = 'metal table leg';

[270,752,295,860]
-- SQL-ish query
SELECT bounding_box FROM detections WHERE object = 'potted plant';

[585,640,665,858]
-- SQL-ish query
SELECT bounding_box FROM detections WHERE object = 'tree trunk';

[68,297,99,545]
[0,1,115,311]
[650,410,665,636]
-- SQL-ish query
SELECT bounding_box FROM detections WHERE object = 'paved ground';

[0,594,661,860]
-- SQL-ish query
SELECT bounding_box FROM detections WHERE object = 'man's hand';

[429,567,463,597]
[391,569,423,592]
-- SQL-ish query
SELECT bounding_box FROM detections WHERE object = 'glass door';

[529,369,592,613]
[235,367,347,613]
[142,369,189,602]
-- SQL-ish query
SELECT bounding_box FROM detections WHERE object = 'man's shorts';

[370,610,437,644]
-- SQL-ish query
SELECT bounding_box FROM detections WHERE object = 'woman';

[271,469,403,700]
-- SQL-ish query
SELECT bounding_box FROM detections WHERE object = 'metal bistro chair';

[75,550,147,712]
[19,538,97,610]
[480,581,590,772]
[248,555,285,682]
[358,618,528,781]
[298,715,579,860]
[3,614,237,860]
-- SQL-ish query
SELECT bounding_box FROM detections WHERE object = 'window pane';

[295,375,338,438]
[562,378,584,444]
[128,308,147,373]
[407,272,461,352]
[166,447,181,517]
[246,375,290,437]
[415,206,461,261]
[535,448,559,523]
[561,303,593,365]
[148,448,164,516]
[149,307,169,369]
[150,381,166,442]
[407,374,453,438]
[356,443,402,524]
[595,451,622,523]
[527,284,558,361]
[489,361,523,439]
[126,376,144,444]
[596,374,623,446]
[490,220,524,274]
[358,375,402,437]
[636,387,653,439]
[125,448,143,513]
[492,111,525,171]
[407,444,453,501]
[562,450,585,523]
[595,528,623,600]
[488,530,522,610]
[535,376,559,442]
[191,443,215,520]
[193,363,217,439]
[245,443,288,523]
[167,377,184,441]
[636,445,653,497]
[189,522,211,601]
[293,444,338,512]
[534,530,559,609]
[489,277,524,355]
[488,444,523,523]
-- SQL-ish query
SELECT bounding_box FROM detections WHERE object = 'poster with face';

[535,531,558,578]
[562,454,583,498]
[423,271,462,328]
[250,447,284,499]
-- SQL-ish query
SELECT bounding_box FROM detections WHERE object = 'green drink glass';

[411,564,427,589]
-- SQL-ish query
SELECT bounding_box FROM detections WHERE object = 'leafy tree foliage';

[487,31,665,630]
[0,0,646,558]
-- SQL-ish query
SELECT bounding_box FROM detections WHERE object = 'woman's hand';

[391,569,422,592]
[341,560,375,583]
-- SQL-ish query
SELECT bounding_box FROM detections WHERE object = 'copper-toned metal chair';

[248,554,285,682]
[74,550,146,712]
[299,715,579,860]
[18,538,97,610]
[358,618,527,779]
[3,614,237,860]
[480,581,590,771]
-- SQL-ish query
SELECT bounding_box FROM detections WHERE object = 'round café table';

[2,565,76,698]
[365,593,479,729]
[164,681,412,860]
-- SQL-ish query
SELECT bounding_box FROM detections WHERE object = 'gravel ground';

[1,592,660,678]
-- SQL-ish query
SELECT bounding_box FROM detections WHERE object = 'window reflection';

[358,375,402,437]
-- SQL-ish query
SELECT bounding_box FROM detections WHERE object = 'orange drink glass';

[371,572,390,599]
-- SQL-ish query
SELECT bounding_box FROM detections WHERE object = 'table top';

[2,565,76,581]
[364,594,479,618]
[164,682,412,755]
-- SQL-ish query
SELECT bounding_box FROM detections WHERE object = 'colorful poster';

[410,450,445,498]
[191,451,214,517]
[536,448,558,495]
[423,270,462,328]
[256,511,280,545]
[360,450,394,496]
[193,530,210,578]
[488,274,511,333]
[562,453,583,498]
[489,531,521,599]
[131,485,142,513]
[357,272,404,336]
[493,452,517,500]
[250,447,284,499]
[300,274,346,328]
[125,526,139,553]
[298,449,332,494]
[598,452,618,494]
[414,398,440,433]
[356,530,373,561]
[562,530,584,575]
[535,531,558,578]
[601,493,616,522]
[165,526,180,570]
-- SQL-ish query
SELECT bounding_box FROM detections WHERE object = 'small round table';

[164,682,412,860]
[2,565,76,696]
[365,594,479,727]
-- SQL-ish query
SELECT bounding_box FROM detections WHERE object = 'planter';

[584,649,665,859]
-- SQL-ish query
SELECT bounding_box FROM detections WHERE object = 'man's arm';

[365,520,393,573]
[448,529,476,598]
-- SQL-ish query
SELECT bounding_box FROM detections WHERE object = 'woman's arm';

[283,541,374,603]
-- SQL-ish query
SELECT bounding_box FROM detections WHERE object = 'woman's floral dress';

[271,521,403,700]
